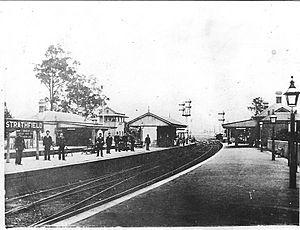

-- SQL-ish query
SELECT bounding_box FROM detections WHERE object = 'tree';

[58,74,106,118]
[34,44,79,111]
[34,44,106,118]
[247,97,269,116]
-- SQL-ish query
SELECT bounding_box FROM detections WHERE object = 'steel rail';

[5,165,143,215]
[32,143,220,227]
[30,165,161,227]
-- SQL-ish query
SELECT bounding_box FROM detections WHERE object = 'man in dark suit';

[106,132,113,154]
[114,132,120,152]
[123,134,128,151]
[14,133,25,165]
[96,133,104,157]
[57,133,66,160]
[43,130,52,160]
[145,134,151,151]
[130,135,135,151]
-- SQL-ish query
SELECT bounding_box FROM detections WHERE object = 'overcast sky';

[1,2,300,134]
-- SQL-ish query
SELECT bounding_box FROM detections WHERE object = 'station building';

[128,112,186,147]
[90,106,128,137]
[222,91,299,147]
[30,110,112,146]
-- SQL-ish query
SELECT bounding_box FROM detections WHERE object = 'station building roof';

[255,103,290,118]
[30,111,114,129]
[128,112,187,128]
[96,106,128,118]
[222,119,257,129]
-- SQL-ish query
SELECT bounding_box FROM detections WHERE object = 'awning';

[222,119,257,129]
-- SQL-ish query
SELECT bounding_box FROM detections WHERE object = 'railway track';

[5,141,222,227]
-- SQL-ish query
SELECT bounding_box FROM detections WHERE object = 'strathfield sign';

[5,119,44,131]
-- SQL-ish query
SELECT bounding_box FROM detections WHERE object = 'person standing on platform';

[96,133,104,157]
[43,130,52,160]
[123,134,128,151]
[130,135,135,151]
[114,132,120,152]
[145,134,151,151]
[106,133,113,154]
[57,133,66,160]
[14,133,25,165]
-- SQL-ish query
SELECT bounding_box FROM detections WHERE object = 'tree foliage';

[58,74,106,118]
[34,44,105,118]
[34,44,79,111]
[247,97,268,116]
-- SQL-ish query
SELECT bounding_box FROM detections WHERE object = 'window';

[276,97,282,104]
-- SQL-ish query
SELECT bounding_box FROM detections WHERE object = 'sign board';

[16,129,34,139]
[5,119,44,131]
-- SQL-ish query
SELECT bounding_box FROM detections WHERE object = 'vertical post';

[234,129,238,147]
[36,130,39,160]
[260,124,263,152]
[6,132,10,163]
[272,125,275,161]
[289,111,297,189]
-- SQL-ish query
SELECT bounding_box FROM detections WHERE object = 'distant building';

[222,91,300,147]
[128,112,186,147]
[90,106,128,137]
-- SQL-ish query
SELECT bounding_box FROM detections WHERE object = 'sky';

[1,2,300,135]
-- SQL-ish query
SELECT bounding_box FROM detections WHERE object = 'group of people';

[43,130,66,161]
[13,130,66,165]
[93,131,147,157]
[13,130,152,165]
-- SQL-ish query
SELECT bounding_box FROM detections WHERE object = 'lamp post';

[270,113,277,161]
[259,121,263,152]
[284,76,300,189]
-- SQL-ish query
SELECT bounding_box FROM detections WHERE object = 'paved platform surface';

[65,146,299,227]
[4,146,168,174]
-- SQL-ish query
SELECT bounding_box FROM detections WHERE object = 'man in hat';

[57,133,66,160]
[145,134,151,151]
[95,133,104,157]
[106,132,113,154]
[114,131,120,152]
[43,130,53,160]
[14,133,25,165]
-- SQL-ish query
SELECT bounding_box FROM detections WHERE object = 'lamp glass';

[286,94,299,107]
[270,115,277,124]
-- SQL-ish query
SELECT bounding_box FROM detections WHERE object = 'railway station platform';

[5,145,193,199]
[4,146,168,175]
[62,145,299,227]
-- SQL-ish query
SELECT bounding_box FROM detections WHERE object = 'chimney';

[39,99,46,113]
[275,91,282,104]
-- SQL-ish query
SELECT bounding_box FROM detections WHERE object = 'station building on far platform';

[222,91,299,147]
[128,112,186,147]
